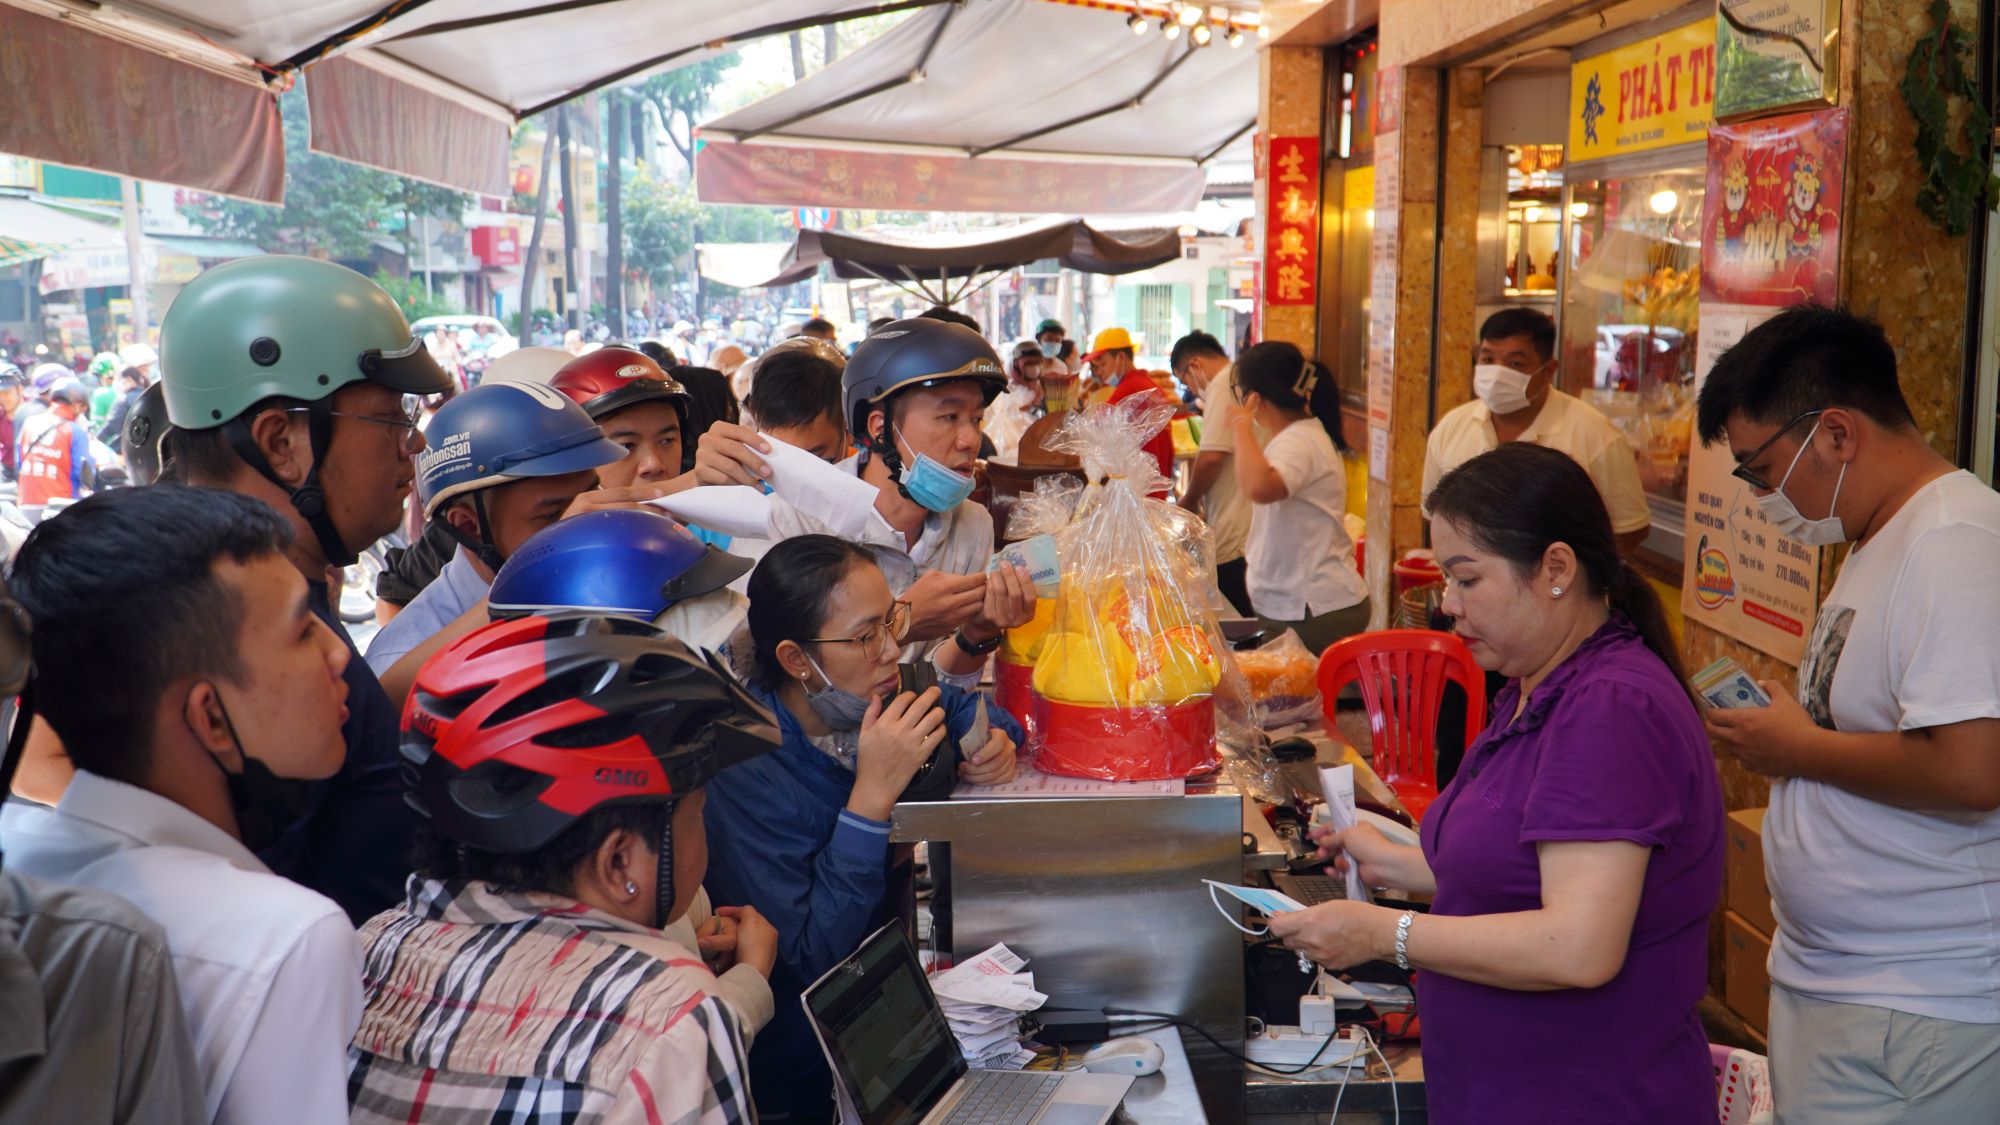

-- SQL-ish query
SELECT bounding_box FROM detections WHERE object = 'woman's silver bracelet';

[1393,909,1416,971]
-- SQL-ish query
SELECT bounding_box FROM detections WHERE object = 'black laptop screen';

[805,924,967,1125]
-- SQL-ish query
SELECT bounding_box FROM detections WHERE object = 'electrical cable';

[1105,1008,1350,1076]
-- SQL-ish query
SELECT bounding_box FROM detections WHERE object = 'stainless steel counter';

[892,782,1246,1122]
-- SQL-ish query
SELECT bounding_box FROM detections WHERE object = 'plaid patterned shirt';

[347,879,756,1125]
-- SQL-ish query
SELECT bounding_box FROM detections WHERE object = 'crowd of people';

[0,343,161,517]
[0,251,1992,1125]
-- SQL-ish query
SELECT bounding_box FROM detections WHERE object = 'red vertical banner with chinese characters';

[1262,136,1321,306]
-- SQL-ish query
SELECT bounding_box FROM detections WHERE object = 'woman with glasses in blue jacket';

[703,533,1022,1122]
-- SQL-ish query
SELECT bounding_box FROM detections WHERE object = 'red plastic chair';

[1316,629,1486,822]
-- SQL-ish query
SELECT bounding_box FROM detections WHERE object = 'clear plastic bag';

[995,474,1087,744]
[1022,395,1231,780]
[1233,629,1323,729]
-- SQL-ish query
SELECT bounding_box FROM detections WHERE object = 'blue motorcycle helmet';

[488,509,753,623]
[415,381,626,570]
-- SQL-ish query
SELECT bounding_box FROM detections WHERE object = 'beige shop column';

[1256,44,1326,351]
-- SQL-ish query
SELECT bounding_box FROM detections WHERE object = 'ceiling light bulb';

[1190,22,1212,45]
[1648,189,1678,215]
[1177,4,1202,24]
[1226,26,1244,46]
[1569,201,1589,218]
[1256,22,1271,39]
[1128,11,1149,34]
[1523,205,1542,223]
[1162,19,1181,39]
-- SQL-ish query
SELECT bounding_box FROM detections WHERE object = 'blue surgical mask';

[803,652,872,730]
[893,423,976,512]
[1039,341,1061,358]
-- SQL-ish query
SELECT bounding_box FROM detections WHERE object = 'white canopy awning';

[100,0,919,119]
[698,243,794,290]
[28,0,951,196]
[702,0,1257,164]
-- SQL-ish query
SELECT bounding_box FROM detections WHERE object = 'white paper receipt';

[645,485,771,539]
[756,432,882,541]
[1317,764,1370,902]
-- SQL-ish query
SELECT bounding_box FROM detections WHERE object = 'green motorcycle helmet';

[160,255,450,428]
[157,256,451,566]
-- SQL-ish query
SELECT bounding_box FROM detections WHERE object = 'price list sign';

[1681,304,1821,664]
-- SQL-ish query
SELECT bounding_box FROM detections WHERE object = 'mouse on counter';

[1268,735,1316,762]
[1078,1037,1165,1077]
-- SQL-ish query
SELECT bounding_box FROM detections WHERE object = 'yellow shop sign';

[1568,17,1715,163]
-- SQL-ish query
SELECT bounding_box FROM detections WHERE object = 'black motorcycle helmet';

[840,318,1005,500]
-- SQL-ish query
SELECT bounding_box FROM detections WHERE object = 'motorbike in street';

[335,532,404,626]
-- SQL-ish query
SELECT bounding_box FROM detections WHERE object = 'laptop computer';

[802,923,1134,1125]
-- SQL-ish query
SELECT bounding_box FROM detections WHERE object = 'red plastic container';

[993,654,1043,742]
[1034,696,1218,781]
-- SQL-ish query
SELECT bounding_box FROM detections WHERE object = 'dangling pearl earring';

[1550,585,1565,598]
[624,881,638,896]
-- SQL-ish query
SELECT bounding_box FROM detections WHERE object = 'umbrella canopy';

[761,216,1180,302]
[696,0,1257,213]
[704,0,1256,162]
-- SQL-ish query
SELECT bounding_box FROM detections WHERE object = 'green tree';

[183,88,470,259]
[636,56,736,176]
[372,270,463,321]
[699,203,790,244]
[622,170,705,288]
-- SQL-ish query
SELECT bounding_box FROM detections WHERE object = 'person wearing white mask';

[1421,308,1650,555]
[1697,305,2000,1124]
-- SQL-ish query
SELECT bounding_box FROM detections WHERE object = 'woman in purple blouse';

[1271,443,1724,1124]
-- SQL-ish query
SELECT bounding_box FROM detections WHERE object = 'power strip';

[1242,1024,1367,1070]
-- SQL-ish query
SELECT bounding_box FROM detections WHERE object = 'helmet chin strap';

[436,492,507,574]
[654,798,678,931]
[225,400,355,567]
[865,413,915,503]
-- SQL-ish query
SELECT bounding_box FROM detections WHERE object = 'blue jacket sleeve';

[702,753,893,983]
[68,422,92,494]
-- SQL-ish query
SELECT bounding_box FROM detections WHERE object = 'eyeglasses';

[288,405,425,454]
[1730,409,1822,491]
[803,600,911,659]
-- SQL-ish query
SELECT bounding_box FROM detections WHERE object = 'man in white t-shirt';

[1699,305,2000,1124]
[1422,308,1651,555]
[1172,331,1253,616]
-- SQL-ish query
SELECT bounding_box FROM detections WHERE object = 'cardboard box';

[1725,807,1775,936]
[1724,910,1772,1035]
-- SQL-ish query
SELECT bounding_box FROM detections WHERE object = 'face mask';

[1472,363,1537,415]
[802,651,872,731]
[1040,341,1061,358]
[892,423,976,512]
[1756,418,1848,545]
[196,687,317,854]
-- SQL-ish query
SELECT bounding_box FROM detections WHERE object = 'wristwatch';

[955,627,1002,656]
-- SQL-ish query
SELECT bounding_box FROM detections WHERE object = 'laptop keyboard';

[941,1071,1066,1124]
[1273,872,1348,905]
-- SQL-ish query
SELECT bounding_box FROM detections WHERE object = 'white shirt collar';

[54,769,267,876]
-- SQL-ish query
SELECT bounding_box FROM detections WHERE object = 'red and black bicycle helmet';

[401,612,777,858]
[550,346,692,428]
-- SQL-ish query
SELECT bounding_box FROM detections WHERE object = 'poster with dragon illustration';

[1701,107,1846,306]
